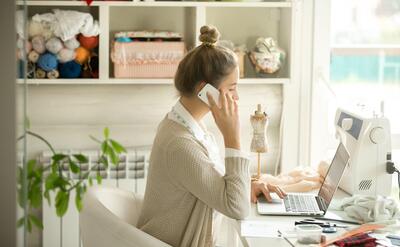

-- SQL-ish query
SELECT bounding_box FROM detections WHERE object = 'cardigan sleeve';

[166,137,251,220]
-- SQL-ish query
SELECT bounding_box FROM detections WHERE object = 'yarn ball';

[78,34,99,50]
[75,47,90,64]
[59,61,82,78]
[116,37,132,43]
[37,53,58,72]
[32,36,46,54]
[28,50,40,63]
[17,38,32,53]
[57,48,76,63]
[35,68,46,79]
[47,69,60,79]
[89,55,99,78]
[28,21,44,37]
[46,37,63,54]
[64,37,80,50]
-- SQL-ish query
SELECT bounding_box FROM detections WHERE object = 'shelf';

[17,1,292,8]
[17,78,289,85]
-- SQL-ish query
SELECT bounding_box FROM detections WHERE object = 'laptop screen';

[318,143,350,208]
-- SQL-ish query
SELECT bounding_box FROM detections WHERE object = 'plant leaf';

[96,172,102,185]
[104,127,110,139]
[52,154,67,163]
[101,142,109,154]
[45,173,58,191]
[29,183,42,208]
[75,186,83,211]
[55,190,69,217]
[69,160,80,174]
[17,217,24,228]
[88,177,93,186]
[44,190,51,206]
[73,154,88,163]
[108,148,119,166]
[110,139,127,153]
[29,214,43,229]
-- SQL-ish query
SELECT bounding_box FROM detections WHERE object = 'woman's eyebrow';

[230,82,237,86]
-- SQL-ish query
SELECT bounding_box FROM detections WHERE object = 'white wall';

[22,84,282,173]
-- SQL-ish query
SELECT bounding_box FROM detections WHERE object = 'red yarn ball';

[78,34,99,50]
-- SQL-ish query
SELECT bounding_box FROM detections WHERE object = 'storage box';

[111,40,185,78]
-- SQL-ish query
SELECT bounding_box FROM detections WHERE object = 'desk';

[231,189,355,247]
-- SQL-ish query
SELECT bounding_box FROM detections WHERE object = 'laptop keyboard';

[283,194,320,213]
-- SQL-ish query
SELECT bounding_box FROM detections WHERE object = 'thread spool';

[57,48,76,63]
[78,34,99,50]
[35,68,46,79]
[28,50,40,63]
[47,69,59,79]
[32,35,46,54]
[37,53,58,72]
[59,60,82,78]
[75,47,90,64]
[64,37,80,50]
[46,37,63,54]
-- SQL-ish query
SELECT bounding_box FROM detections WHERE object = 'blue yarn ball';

[37,53,58,72]
[59,61,82,78]
[116,37,132,43]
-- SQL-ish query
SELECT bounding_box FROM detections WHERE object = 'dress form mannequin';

[250,104,268,179]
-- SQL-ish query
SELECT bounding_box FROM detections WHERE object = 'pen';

[315,217,361,225]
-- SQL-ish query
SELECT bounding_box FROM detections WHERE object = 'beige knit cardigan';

[137,116,251,247]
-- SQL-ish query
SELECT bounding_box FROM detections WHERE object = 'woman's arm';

[167,137,251,220]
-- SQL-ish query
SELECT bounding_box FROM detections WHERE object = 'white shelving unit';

[17,0,298,85]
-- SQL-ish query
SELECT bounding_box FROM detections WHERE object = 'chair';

[80,186,172,247]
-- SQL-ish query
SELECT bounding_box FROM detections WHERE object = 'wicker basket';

[111,41,185,78]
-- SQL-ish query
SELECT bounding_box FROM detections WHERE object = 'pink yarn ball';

[32,36,46,54]
[46,37,63,54]
[57,48,76,63]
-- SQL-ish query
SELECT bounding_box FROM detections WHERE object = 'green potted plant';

[17,127,127,232]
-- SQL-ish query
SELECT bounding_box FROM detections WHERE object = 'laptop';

[257,142,350,216]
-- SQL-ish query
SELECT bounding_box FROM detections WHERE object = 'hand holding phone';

[199,84,241,150]
[197,83,220,107]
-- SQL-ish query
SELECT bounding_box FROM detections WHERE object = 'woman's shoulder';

[156,117,206,153]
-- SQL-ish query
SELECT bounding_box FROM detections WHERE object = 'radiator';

[41,147,151,247]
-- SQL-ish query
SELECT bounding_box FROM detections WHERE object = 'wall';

[22,84,283,174]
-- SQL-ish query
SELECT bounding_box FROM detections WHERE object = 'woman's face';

[218,66,240,101]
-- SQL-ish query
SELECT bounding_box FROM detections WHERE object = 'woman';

[137,25,286,247]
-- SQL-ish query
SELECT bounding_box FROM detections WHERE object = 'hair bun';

[199,25,220,46]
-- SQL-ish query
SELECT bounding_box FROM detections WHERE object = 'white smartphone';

[198,83,220,107]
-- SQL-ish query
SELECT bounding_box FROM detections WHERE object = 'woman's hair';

[174,25,238,97]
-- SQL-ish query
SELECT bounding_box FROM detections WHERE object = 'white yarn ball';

[28,21,44,38]
[46,37,63,54]
[57,48,76,63]
[64,37,80,50]
[31,35,46,54]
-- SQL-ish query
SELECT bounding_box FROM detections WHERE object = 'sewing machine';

[334,107,392,196]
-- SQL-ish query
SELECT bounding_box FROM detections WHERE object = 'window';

[312,0,400,195]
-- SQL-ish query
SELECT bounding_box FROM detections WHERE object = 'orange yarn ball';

[74,47,90,64]
[78,34,99,50]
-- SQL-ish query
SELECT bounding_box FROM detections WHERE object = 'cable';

[387,160,400,200]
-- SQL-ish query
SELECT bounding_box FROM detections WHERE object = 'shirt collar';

[170,99,207,142]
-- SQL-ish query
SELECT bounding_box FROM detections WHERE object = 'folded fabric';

[32,9,100,41]
[339,195,400,223]
[334,233,376,247]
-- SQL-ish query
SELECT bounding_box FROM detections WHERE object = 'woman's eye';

[229,88,236,91]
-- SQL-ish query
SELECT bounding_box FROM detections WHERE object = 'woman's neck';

[179,96,209,122]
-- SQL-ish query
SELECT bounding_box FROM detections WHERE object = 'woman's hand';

[251,180,287,203]
[207,91,241,150]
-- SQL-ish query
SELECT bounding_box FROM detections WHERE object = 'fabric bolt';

[137,100,251,247]
[339,195,400,223]
[334,233,376,247]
